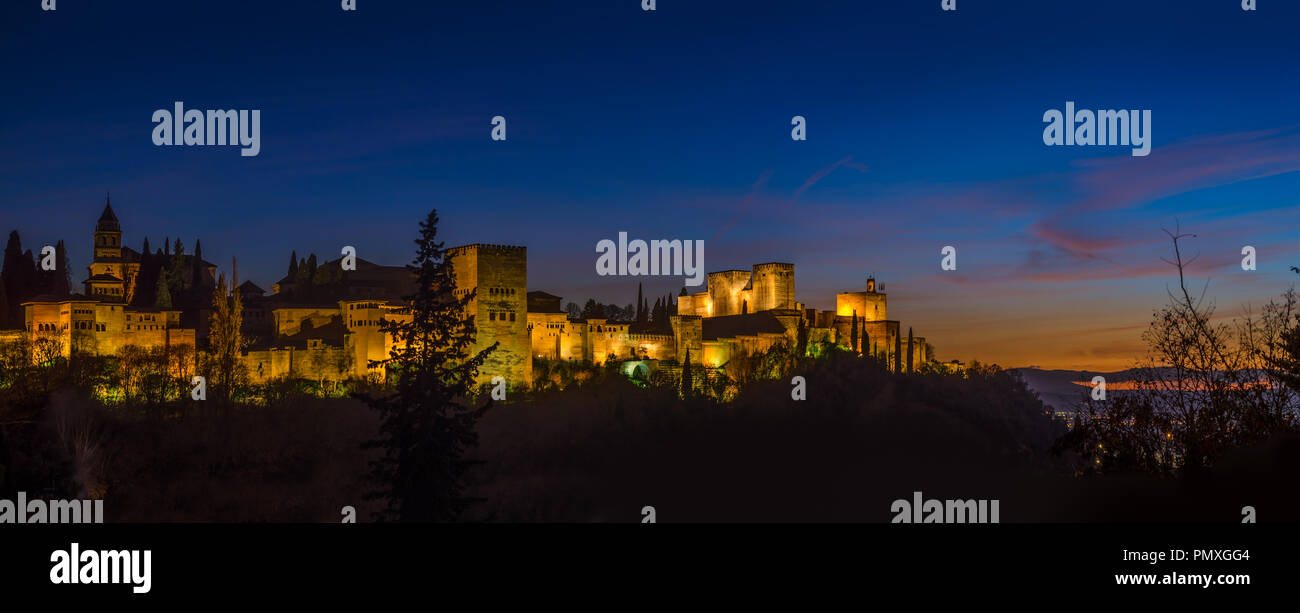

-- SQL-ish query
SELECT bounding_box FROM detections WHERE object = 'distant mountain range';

[1009,368,1140,414]
[1011,367,1288,415]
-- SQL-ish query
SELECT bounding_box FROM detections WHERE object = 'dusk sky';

[3,0,1298,370]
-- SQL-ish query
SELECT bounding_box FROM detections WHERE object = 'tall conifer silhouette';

[362,209,496,522]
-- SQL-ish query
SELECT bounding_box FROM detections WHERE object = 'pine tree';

[850,310,858,355]
[287,250,299,279]
[681,348,692,398]
[362,209,496,522]
[863,330,871,362]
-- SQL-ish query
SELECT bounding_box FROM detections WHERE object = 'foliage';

[359,209,495,522]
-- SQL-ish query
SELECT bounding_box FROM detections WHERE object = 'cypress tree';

[895,330,903,373]
[796,315,808,358]
[2,231,24,321]
[54,240,70,296]
[850,310,858,355]
[154,274,172,308]
[170,238,188,293]
[192,239,204,287]
[681,349,692,398]
[636,282,644,323]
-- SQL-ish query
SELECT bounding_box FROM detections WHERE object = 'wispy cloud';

[792,155,868,203]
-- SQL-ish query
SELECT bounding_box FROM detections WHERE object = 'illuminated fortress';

[10,202,928,389]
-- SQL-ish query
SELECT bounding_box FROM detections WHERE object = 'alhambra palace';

[1,201,928,387]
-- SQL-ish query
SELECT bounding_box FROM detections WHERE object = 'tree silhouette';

[681,349,692,398]
[1059,228,1300,475]
[850,310,858,355]
[894,330,902,373]
[907,327,914,373]
[362,209,496,522]
[154,275,171,308]
[207,264,244,399]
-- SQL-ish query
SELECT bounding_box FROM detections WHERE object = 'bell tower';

[84,193,131,302]
[94,194,122,260]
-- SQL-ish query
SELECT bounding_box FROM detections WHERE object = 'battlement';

[448,243,527,256]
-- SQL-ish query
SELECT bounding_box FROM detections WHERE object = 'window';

[489,312,496,321]
[509,312,516,322]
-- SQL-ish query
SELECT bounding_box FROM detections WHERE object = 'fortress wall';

[563,323,587,361]
[274,307,337,337]
[676,294,692,316]
[629,333,675,360]
[701,340,730,368]
[737,288,754,314]
[670,315,702,362]
[860,320,900,363]
[244,347,295,383]
[343,302,407,380]
[585,319,634,364]
[528,312,568,360]
[679,291,710,317]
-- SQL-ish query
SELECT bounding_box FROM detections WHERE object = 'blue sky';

[2,0,1298,369]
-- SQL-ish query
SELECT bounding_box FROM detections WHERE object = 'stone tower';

[707,269,752,317]
[447,244,532,388]
[751,262,795,311]
[93,197,122,259]
[84,195,136,302]
[836,276,887,321]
